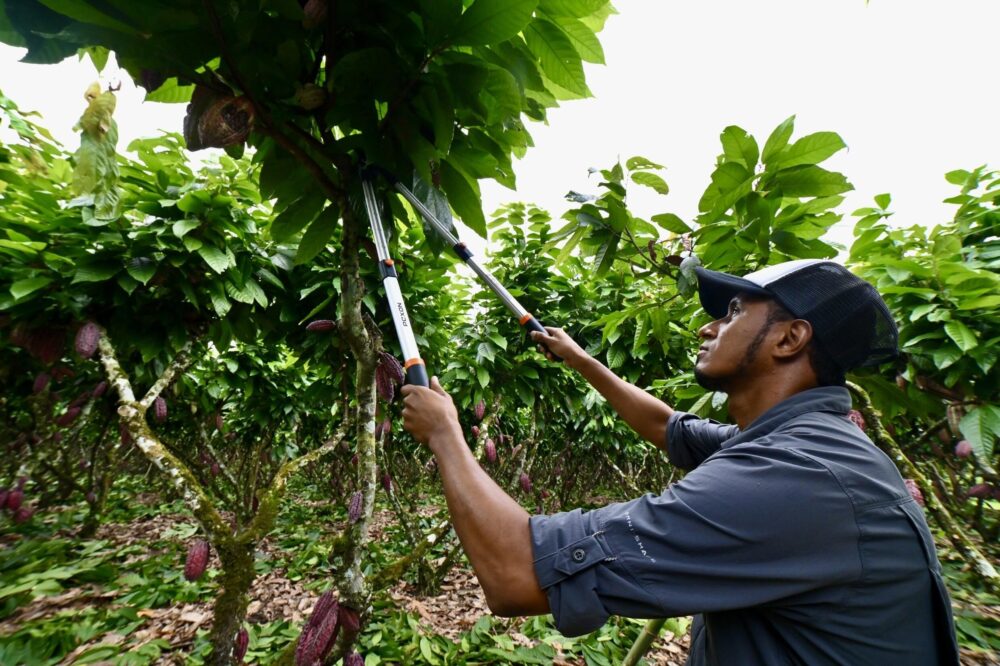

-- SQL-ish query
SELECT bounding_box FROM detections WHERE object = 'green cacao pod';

[293,83,326,110]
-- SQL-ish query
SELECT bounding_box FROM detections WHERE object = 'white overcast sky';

[2,0,998,249]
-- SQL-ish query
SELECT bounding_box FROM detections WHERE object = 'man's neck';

[727,376,819,430]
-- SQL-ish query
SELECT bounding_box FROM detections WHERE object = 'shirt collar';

[721,386,852,449]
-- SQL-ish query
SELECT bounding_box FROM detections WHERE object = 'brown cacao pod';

[519,472,532,494]
[153,396,167,423]
[474,400,485,422]
[903,479,924,506]
[348,491,363,523]
[954,440,973,458]
[12,506,34,524]
[184,539,210,581]
[91,381,108,398]
[344,653,364,666]
[302,0,328,29]
[485,438,497,464]
[233,627,249,662]
[846,410,866,431]
[306,319,336,332]
[197,95,254,149]
[75,321,100,359]
[56,406,82,427]
[32,373,50,394]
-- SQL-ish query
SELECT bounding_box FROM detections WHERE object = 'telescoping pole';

[360,178,429,387]
[390,179,562,362]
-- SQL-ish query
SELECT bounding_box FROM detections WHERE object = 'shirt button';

[572,548,586,563]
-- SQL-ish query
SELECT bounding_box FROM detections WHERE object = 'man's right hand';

[530,327,589,369]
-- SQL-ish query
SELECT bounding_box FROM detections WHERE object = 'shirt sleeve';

[530,442,863,636]
[666,411,740,470]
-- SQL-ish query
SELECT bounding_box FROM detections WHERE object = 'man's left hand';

[401,376,461,445]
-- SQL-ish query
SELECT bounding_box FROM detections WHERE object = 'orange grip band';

[519,313,533,325]
[404,358,424,369]
[384,259,394,266]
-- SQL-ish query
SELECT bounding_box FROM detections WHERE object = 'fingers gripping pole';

[361,178,429,387]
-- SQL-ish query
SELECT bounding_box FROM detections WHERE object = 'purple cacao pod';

[306,319,336,332]
[379,351,404,385]
[348,491,363,523]
[86,491,97,503]
[33,373,50,394]
[847,410,866,431]
[12,506,34,524]
[211,462,221,477]
[954,440,973,458]
[540,489,550,499]
[344,653,364,666]
[233,627,249,662]
[381,472,392,493]
[91,381,108,398]
[339,605,361,639]
[184,539,210,581]
[56,406,82,427]
[7,490,26,513]
[350,453,358,466]
[904,479,924,506]
[474,400,485,422]
[519,472,532,494]
[375,419,391,440]
[153,396,167,423]
[296,594,338,666]
[69,391,91,409]
[75,321,100,359]
[471,425,480,438]
[50,365,75,382]
[485,438,497,464]
[967,483,992,499]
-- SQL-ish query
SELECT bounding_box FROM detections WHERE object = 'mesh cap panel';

[696,260,899,371]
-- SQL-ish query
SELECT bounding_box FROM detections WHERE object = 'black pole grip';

[523,317,563,362]
[405,363,430,388]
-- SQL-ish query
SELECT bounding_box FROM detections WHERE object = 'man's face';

[694,294,777,392]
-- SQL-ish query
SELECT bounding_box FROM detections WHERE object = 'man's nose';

[698,320,718,339]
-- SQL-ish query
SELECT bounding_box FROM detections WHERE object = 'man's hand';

[530,327,589,369]
[401,376,462,446]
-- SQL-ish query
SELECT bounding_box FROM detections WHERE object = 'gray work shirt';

[529,387,960,665]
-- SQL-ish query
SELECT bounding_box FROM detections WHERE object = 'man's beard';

[694,320,774,392]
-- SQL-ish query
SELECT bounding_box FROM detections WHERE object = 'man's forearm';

[573,355,673,447]
[429,426,549,616]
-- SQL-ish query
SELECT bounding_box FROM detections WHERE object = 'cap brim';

[694,267,771,318]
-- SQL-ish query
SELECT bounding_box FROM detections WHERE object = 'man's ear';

[773,319,813,360]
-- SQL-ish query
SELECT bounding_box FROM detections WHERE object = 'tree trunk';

[208,540,256,666]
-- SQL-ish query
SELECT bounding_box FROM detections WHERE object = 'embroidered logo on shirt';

[625,511,656,563]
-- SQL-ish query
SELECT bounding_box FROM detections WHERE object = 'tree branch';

[139,340,194,410]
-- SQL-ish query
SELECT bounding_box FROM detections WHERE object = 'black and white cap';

[694,259,899,371]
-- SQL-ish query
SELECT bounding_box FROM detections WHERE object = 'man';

[401,259,960,665]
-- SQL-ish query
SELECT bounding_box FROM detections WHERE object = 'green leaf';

[36,0,142,34]
[773,131,846,169]
[198,245,233,274]
[524,18,588,96]
[651,213,691,234]
[625,156,665,171]
[594,231,621,276]
[294,205,339,265]
[772,165,853,197]
[271,193,325,242]
[630,171,669,195]
[555,17,604,63]
[451,0,538,45]
[10,276,52,300]
[144,78,195,103]
[959,405,1000,459]
[73,260,120,283]
[944,320,979,352]
[126,257,157,285]
[762,115,795,166]
[172,218,201,238]
[720,125,759,169]
[440,161,486,237]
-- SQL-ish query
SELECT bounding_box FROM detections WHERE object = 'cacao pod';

[846,410,866,431]
[954,440,973,458]
[967,484,992,499]
[348,491,363,523]
[50,365,75,382]
[350,453,358,466]
[471,425,480,438]
[75,321,100,359]
[197,95,254,149]
[306,319,336,332]
[120,424,132,445]
[153,396,167,423]
[379,352,404,385]
[339,604,361,638]
[381,472,392,493]
[91,381,108,398]
[903,479,924,506]
[32,373,50,394]
[86,491,97,503]
[293,83,326,110]
[540,489,550,500]
[211,462,221,477]
[6,488,23,511]
[302,0,328,29]
[519,472,532,494]
[485,438,497,464]
[296,593,338,666]
[27,328,64,365]
[184,539,210,581]
[234,627,249,662]
[69,391,91,409]
[56,406,82,427]
[12,506,34,524]
[344,653,364,666]
[474,400,485,422]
